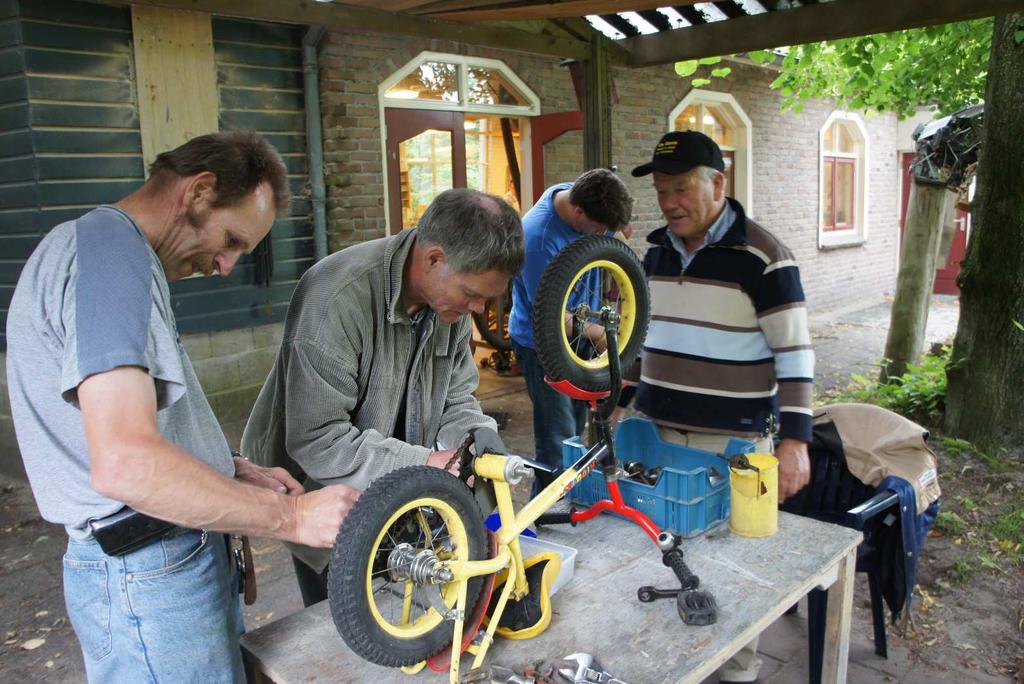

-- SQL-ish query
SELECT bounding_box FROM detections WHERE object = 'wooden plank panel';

[0,182,38,207]
[169,281,302,314]
[33,129,141,154]
[220,87,304,112]
[39,205,97,226]
[26,75,132,103]
[0,233,43,259]
[266,218,313,239]
[173,302,290,332]
[0,257,35,284]
[0,45,24,77]
[0,74,28,104]
[0,156,34,184]
[260,133,306,155]
[36,155,144,180]
[211,17,302,47]
[0,209,42,232]
[132,5,219,171]
[0,129,34,155]
[0,19,21,46]
[0,101,28,129]
[168,259,310,295]
[216,63,302,90]
[37,179,141,206]
[220,109,305,133]
[21,20,132,53]
[626,0,1024,66]
[30,102,137,128]
[19,0,132,30]
[214,42,301,69]
[23,48,130,79]
[0,1,19,21]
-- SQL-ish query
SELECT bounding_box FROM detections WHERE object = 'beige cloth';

[812,403,941,515]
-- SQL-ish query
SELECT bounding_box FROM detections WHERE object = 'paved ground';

[1,294,992,683]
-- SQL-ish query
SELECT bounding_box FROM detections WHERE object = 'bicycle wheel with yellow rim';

[533,235,650,391]
[328,466,486,667]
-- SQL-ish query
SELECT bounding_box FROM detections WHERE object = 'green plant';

[951,556,977,584]
[938,436,1011,472]
[989,507,1024,548]
[936,510,967,536]
[674,56,731,88]
[847,346,953,424]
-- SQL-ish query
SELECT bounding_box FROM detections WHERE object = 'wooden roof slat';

[429,0,699,22]
[598,13,641,37]
[712,1,748,19]
[90,0,594,60]
[626,0,1024,67]
[637,9,673,31]
[672,4,708,25]
[338,0,441,10]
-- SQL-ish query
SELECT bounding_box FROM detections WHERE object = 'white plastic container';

[516,535,578,596]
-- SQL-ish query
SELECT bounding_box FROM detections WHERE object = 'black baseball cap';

[631,131,725,177]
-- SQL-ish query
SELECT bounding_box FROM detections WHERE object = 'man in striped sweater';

[627,131,814,684]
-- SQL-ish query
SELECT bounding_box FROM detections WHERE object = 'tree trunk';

[881,183,951,381]
[945,13,1024,453]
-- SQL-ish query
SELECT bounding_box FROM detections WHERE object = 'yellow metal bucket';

[729,453,779,538]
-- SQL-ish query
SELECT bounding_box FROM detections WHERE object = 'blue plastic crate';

[561,418,754,537]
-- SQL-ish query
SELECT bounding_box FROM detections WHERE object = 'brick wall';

[318,35,900,313]
[608,59,899,313]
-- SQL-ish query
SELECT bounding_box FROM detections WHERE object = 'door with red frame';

[530,111,583,203]
[385,108,466,230]
[899,152,968,295]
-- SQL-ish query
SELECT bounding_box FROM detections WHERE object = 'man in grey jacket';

[243,188,525,605]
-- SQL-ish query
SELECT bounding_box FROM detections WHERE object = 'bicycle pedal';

[676,590,717,626]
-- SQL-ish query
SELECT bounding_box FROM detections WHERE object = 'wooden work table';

[241,511,862,684]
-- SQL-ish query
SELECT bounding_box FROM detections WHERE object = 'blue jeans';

[63,528,245,683]
[513,341,588,496]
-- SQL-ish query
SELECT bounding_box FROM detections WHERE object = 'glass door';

[385,108,466,230]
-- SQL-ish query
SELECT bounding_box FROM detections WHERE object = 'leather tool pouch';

[89,508,177,557]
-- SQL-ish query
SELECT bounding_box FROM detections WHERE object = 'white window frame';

[379,51,540,116]
[667,90,753,213]
[818,111,869,248]
[379,52,540,234]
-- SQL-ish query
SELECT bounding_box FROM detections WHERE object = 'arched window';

[379,52,540,231]
[668,90,753,212]
[819,112,869,247]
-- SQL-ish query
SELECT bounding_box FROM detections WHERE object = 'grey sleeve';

[283,338,431,490]
[436,320,497,449]
[60,212,185,408]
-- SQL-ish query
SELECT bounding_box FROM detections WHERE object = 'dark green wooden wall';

[0,0,314,349]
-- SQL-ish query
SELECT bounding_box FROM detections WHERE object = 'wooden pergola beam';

[89,0,593,61]
[626,0,1021,67]
[429,0,694,22]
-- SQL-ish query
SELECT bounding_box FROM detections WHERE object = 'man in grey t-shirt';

[6,132,359,683]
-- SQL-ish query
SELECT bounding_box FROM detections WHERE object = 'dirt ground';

[1,295,1022,682]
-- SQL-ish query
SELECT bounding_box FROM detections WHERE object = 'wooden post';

[582,37,611,171]
[881,182,952,381]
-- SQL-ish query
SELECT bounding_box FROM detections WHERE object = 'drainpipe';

[303,26,328,261]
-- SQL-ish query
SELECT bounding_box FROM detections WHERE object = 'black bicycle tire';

[327,466,487,667]
[472,286,512,352]
[533,235,650,391]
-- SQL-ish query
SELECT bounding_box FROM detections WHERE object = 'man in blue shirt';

[508,168,633,493]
